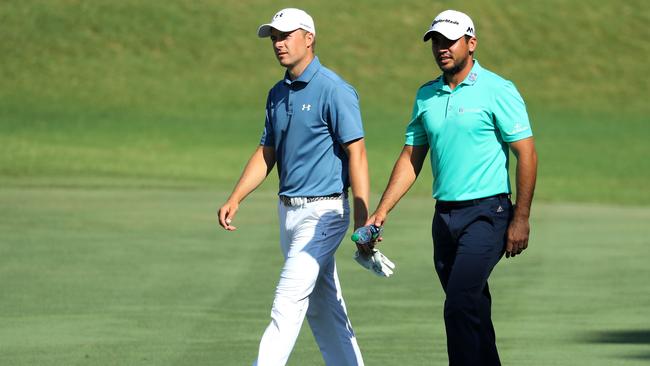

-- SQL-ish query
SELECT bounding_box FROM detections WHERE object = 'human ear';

[468,37,477,53]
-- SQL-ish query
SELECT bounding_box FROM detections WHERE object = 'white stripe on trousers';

[253,197,364,366]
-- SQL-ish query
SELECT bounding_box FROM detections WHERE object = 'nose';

[432,43,446,54]
[273,39,284,51]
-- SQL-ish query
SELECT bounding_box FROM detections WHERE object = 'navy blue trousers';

[432,194,512,366]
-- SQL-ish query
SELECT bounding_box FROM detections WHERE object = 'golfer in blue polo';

[367,9,538,365]
[218,8,368,366]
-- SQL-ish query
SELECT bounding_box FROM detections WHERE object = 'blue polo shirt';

[405,60,533,201]
[260,57,364,197]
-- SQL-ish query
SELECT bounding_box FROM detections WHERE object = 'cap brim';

[257,23,304,38]
[257,24,274,38]
[422,29,465,42]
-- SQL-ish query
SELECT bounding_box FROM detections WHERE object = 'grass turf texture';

[1,189,649,365]
[1,0,649,203]
[1,0,650,364]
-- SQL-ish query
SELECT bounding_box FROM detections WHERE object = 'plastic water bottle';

[351,225,383,245]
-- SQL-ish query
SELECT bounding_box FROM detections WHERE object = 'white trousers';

[253,197,364,366]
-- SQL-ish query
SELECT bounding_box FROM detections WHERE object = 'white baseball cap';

[257,8,316,38]
[423,10,475,42]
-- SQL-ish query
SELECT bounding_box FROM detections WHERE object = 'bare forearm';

[505,137,537,257]
[514,154,537,218]
[228,146,275,204]
[511,138,538,220]
[376,163,416,215]
[375,145,428,216]
[346,139,370,228]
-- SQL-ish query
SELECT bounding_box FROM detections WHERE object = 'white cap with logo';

[423,10,475,42]
[257,8,316,38]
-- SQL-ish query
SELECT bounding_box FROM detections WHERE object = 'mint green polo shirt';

[405,60,532,201]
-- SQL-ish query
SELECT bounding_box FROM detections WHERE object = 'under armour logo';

[302,104,311,111]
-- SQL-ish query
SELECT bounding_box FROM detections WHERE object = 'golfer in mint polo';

[218,8,368,366]
[367,10,538,365]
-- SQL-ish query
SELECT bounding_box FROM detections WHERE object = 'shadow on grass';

[625,353,650,361]
[587,330,650,344]
[584,330,650,360]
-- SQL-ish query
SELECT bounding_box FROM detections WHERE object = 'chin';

[442,65,457,73]
[277,59,292,67]
[437,63,454,73]
[442,61,466,75]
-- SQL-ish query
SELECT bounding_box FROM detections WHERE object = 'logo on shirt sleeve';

[510,122,530,135]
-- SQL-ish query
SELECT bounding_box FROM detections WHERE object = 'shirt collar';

[284,56,321,85]
[460,59,482,86]
[433,59,482,92]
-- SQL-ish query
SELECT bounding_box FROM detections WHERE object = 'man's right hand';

[365,211,387,243]
[218,201,239,231]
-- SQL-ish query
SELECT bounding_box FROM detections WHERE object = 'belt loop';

[295,197,307,207]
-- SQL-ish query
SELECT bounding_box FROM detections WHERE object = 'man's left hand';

[505,217,530,258]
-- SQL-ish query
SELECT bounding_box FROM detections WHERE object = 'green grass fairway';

[1,0,649,204]
[2,188,649,365]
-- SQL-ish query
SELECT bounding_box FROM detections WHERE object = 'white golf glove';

[354,249,396,277]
